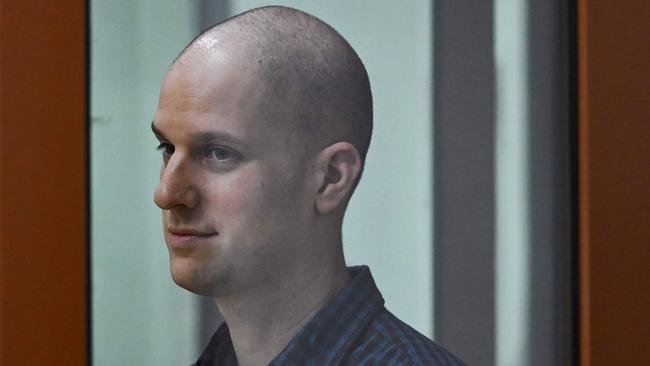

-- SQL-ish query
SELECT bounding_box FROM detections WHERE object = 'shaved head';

[174,6,373,173]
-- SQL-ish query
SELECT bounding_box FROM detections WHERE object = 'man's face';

[152,49,315,296]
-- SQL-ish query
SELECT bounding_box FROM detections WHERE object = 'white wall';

[91,1,199,364]
[495,0,531,364]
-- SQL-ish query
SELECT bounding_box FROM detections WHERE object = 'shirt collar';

[269,265,385,365]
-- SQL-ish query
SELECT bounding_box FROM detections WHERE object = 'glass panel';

[91,1,199,364]
[92,1,434,363]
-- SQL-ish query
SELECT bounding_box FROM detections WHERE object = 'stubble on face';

[154,46,317,298]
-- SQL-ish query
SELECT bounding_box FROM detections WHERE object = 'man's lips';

[167,228,218,244]
[168,228,218,236]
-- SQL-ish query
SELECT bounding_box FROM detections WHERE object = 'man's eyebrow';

[150,121,247,147]
[151,122,167,140]
[189,131,247,147]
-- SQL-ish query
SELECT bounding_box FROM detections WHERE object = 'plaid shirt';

[194,266,465,365]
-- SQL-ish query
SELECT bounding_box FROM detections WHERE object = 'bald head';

[174,6,373,167]
[155,6,373,298]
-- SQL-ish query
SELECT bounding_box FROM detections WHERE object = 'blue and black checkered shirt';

[195,266,465,365]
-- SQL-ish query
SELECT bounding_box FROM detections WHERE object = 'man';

[152,6,463,366]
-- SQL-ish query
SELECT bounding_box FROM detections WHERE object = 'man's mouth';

[168,228,218,236]
[167,228,219,245]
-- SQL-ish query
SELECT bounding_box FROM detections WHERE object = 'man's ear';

[314,142,362,214]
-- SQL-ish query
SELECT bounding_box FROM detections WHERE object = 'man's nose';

[154,157,200,210]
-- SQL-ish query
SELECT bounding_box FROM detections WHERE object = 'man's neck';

[215,254,349,366]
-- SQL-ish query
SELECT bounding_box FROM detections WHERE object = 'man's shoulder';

[344,309,465,366]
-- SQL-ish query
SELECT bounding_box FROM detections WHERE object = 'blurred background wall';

[91,1,199,364]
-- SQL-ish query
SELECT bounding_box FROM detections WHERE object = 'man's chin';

[169,258,222,296]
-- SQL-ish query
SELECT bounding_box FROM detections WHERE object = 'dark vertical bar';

[433,1,495,365]
[526,0,574,365]
[568,0,580,363]
[578,0,650,364]
[0,1,88,364]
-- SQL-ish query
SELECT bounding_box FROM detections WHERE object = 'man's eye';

[156,143,175,157]
[208,147,232,161]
